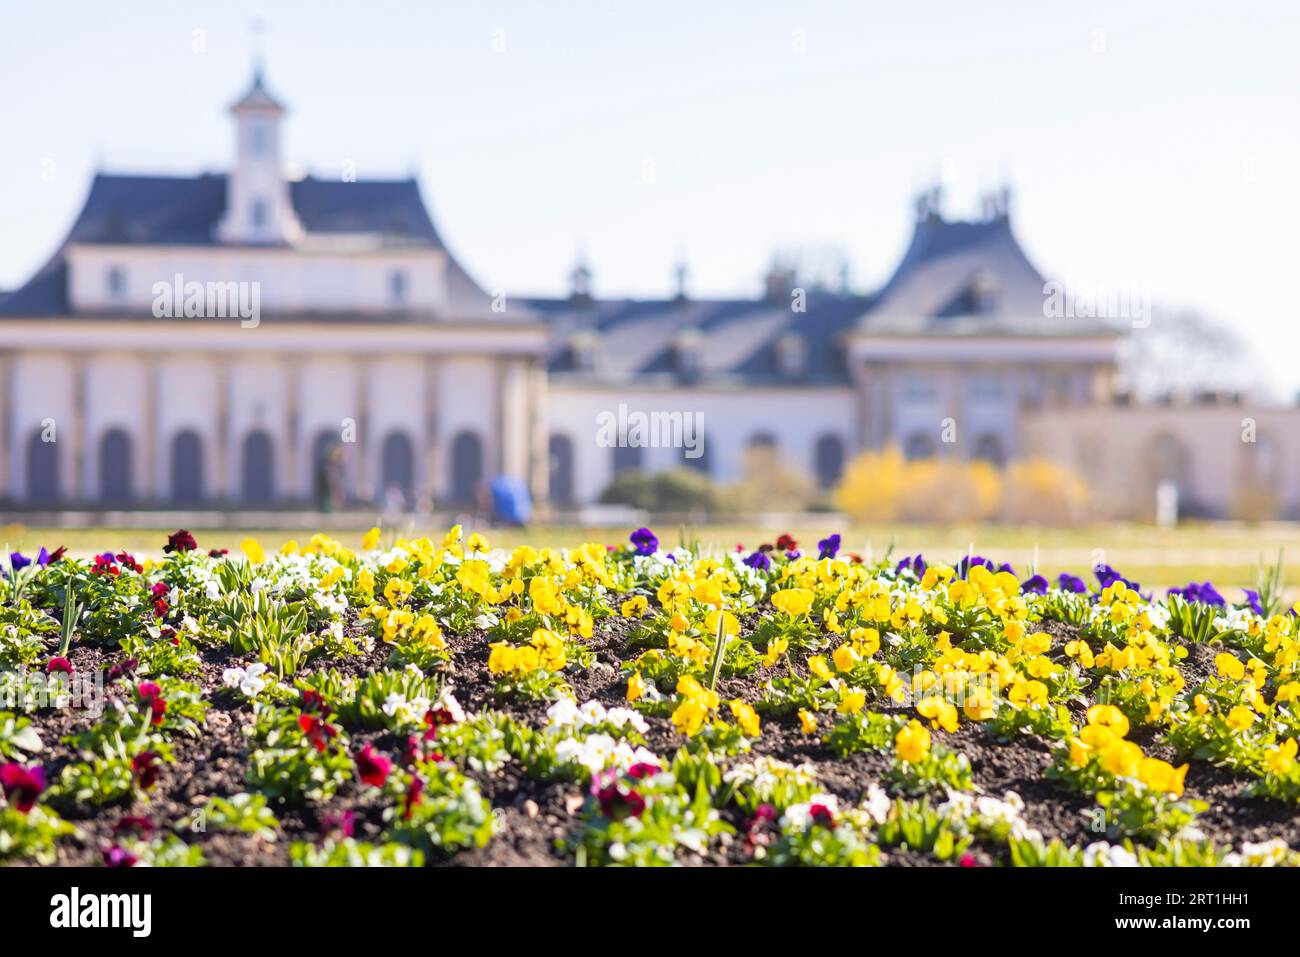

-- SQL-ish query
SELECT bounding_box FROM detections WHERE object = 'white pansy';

[605,707,649,734]
[222,662,268,697]
[435,687,466,723]
[578,700,608,725]
[1082,841,1139,867]
[546,698,580,729]
[780,793,839,831]
[1237,838,1290,866]
[856,785,890,824]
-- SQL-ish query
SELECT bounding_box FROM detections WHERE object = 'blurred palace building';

[0,71,1290,519]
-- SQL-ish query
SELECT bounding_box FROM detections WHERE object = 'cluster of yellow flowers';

[1069,705,1188,796]
[488,628,567,678]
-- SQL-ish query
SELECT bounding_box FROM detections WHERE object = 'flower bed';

[2,527,1299,867]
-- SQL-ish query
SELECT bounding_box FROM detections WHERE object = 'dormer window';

[674,328,703,380]
[570,331,601,372]
[970,270,1000,314]
[389,270,408,305]
[775,333,807,377]
[106,266,126,301]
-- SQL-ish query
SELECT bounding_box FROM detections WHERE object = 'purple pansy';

[1020,574,1049,595]
[629,528,658,557]
[817,534,841,560]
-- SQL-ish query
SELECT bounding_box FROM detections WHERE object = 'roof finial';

[569,247,593,305]
[250,17,267,86]
[672,254,689,302]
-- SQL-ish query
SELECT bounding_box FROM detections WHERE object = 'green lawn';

[4,519,1299,596]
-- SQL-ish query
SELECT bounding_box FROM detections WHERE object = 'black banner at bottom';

[0,865,1273,941]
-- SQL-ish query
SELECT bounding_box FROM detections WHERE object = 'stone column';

[284,356,302,503]
[528,357,549,509]
[212,357,232,502]
[70,355,88,502]
[142,359,160,502]
[354,358,372,503]
[498,357,528,481]
[420,357,440,511]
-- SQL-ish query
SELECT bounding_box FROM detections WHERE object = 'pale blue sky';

[3,1,1298,391]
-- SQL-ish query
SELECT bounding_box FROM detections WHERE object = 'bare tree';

[1119,308,1255,400]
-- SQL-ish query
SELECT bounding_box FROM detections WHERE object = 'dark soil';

[11,602,1294,867]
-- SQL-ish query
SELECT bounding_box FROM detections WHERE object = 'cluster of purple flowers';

[1019,572,1089,595]
[895,554,927,578]
[1093,563,1143,594]
[1166,581,1226,607]
[6,546,64,575]
[956,555,1014,579]
[628,527,658,557]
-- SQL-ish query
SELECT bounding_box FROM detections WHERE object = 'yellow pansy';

[621,595,648,618]
[798,709,818,734]
[832,644,860,673]
[1215,653,1246,681]
[1265,738,1298,775]
[1008,679,1048,708]
[241,538,265,564]
[1226,705,1255,730]
[807,655,832,682]
[917,695,959,733]
[1136,757,1188,797]
[837,689,867,715]
[895,719,932,763]
[361,527,382,550]
[1086,704,1130,738]
[729,700,761,737]
[626,671,646,702]
[762,637,788,667]
[771,588,814,617]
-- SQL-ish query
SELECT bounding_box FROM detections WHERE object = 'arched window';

[171,430,205,505]
[313,430,349,506]
[549,434,575,506]
[680,432,710,475]
[100,428,133,505]
[904,432,936,461]
[612,444,643,475]
[380,431,415,509]
[814,434,845,489]
[972,433,1006,467]
[25,428,59,505]
[449,431,484,504]
[241,430,275,505]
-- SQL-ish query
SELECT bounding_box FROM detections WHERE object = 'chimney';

[764,257,797,303]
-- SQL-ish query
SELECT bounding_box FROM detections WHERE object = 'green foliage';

[599,468,716,513]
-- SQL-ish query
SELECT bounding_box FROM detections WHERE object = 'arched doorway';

[972,433,1006,467]
[611,444,643,475]
[241,430,275,505]
[380,430,415,510]
[680,432,711,475]
[26,428,60,504]
[814,434,845,488]
[549,434,575,506]
[100,428,133,505]
[449,431,483,504]
[171,430,204,505]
